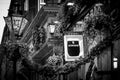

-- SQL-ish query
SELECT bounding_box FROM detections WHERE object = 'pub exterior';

[1,0,120,80]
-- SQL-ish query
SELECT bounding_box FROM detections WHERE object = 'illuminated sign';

[64,35,84,61]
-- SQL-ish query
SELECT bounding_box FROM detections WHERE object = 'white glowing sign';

[64,35,84,61]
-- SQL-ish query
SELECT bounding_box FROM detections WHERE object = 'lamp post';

[4,2,28,80]
[47,20,62,46]
[47,21,57,47]
[48,20,64,79]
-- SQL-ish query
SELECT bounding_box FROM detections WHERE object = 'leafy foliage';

[57,0,97,32]
[33,26,46,50]
[13,2,114,79]
[33,2,114,79]
[3,40,29,61]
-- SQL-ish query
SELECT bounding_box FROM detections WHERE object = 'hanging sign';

[64,35,84,61]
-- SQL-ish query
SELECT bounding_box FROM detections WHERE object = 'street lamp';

[4,15,28,40]
[48,20,60,35]
[48,22,56,34]
[4,15,28,39]
[3,2,28,80]
[4,3,28,40]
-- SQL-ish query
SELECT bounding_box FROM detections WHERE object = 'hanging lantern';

[4,15,28,37]
[48,22,56,34]
[4,2,28,40]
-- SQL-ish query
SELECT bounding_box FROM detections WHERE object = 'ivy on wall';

[15,2,113,79]
[34,2,114,79]
[32,26,46,50]
[3,41,29,61]
[57,0,97,32]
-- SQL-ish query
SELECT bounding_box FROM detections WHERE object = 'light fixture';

[4,15,28,37]
[67,2,74,6]
[4,2,28,40]
[53,20,60,24]
[113,57,118,69]
[48,22,56,34]
[40,2,46,5]
[48,20,60,35]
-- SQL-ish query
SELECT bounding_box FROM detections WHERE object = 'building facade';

[1,0,120,80]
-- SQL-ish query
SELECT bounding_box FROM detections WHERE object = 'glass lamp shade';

[12,16,23,35]
[48,23,56,34]
[4,15,28,36]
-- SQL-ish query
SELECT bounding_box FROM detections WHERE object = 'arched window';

[24,0,29,11]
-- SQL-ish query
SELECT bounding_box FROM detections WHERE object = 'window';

[24,0,29,11]
[38,0,46,11]
[113,57,118,69]
[58,0,61,3]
